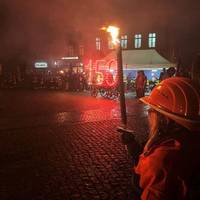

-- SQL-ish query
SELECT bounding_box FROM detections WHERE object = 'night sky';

[0,0,199,61]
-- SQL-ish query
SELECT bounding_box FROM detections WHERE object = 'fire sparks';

[101,26,120,45]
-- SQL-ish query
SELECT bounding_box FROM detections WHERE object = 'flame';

[102,26,120,45]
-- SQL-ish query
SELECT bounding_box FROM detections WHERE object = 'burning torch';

[102,26,128,128]
[102,27,141,174]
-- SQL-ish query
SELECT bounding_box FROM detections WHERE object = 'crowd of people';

[134,66,178,98]
[0,70,88,91]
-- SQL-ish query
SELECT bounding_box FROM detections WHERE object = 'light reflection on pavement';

[0,90,150,199]
[0,90,149,131]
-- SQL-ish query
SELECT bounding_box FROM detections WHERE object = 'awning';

[100,49,176,70]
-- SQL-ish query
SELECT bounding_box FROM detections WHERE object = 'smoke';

[0,0,199,62]
[0,0,118,60]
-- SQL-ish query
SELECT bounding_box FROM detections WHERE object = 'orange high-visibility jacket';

[135,74,147,89]
[134,132,200,200]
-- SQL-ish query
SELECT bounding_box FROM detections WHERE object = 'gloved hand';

[120,132,142,159]
[121,131,135,145]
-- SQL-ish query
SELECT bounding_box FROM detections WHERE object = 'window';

[134,34,142,48]
[68,46,74,56]
[121,35,128,49]
[79,45,84,56]
[96,37,101,50]
[108,38,114,49]
[148,33,156,48]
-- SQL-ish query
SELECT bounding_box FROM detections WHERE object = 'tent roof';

[101,49,176,70]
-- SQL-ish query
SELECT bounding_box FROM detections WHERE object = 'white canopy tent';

[99,49,176,70]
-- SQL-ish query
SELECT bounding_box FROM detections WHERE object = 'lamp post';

[103,26,127,128]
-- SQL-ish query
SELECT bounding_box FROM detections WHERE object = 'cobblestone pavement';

[0,90,149,200]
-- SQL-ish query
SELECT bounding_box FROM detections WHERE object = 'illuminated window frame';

[148,33,156,48]
[108,38,114,49]
[79,45,84,56]
[96,37,101,50]
[134,34,142,48]
[121,35,128,49]
[68,46,74,56]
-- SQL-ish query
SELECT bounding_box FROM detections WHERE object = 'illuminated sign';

[61,56,79,60]
[35,62,48,68]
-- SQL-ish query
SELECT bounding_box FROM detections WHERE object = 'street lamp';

[102,26,127,127]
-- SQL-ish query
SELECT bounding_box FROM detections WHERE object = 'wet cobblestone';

[0,120,140,200]
[0,90,149,200]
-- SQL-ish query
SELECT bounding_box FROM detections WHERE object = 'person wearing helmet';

[132,77,200,199]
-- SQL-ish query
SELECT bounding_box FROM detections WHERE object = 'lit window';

[121,35,128,49]
[148,33,156,48]
[108,39,114,49]
[68,46,74,56]
[96,37,101,50]
[134,34,142,48]
[79,45,84,56]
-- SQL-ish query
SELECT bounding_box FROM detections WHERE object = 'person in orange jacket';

[135,70,147,98]
[124,77,200,199]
